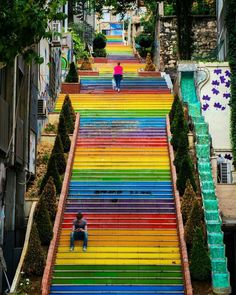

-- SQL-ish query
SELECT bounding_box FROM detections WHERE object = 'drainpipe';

[11,56,17,166]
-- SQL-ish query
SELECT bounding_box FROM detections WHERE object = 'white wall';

[198,62,231,151]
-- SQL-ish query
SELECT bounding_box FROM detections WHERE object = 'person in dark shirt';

[70,212,88,252]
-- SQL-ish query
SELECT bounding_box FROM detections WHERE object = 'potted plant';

[138,53,161,77]
[78,52,99,76]
[92,33,108,63]
[61,62,80,94]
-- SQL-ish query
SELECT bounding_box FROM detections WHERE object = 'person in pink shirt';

[113,62,123,92]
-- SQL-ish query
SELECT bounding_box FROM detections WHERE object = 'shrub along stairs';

[46,37,190,295]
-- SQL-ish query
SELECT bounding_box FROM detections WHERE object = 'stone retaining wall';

[160,16,217,71]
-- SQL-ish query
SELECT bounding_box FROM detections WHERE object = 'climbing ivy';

[225,0,236,166]
[0,0,66,64]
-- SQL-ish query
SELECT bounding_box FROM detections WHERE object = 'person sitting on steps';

[113,62,123,93]
[70,212,88,252]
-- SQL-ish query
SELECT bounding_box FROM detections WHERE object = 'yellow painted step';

[72,164,170,169]
[58,240,179,247]
[55,258,181,265]
[61,229,178,235]
[57,246,180,253]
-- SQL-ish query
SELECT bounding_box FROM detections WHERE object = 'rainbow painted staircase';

[45,35,190,295]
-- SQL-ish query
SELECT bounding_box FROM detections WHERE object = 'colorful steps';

[48,31,187,295]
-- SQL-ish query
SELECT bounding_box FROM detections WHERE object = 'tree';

[63,94,76,126]
[40,155,62,194]
[23,223,45,276]
[51,134,66,174]
[175,0,194,59]
[184,199,203,245]
[173,131,189,173]
[93,33,107,49]
[61,102,74,134]
[35,197,53,245]
[0,0,65,65]
[169,94,181,124]
[170,100,185,134]
[177,154,197,196]
[58,113,71,153]
[65,62,78,83]
[181,179,197,224]
[171,107,188,151]
[41,177,57,221]
[190,227,211,280]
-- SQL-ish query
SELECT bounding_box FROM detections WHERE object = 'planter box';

[138,70,161,77]
[61,82,81,94]
[78,70,99,76]
[93,57,108,63]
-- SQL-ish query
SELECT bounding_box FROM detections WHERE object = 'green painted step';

[53,271,183,278]
[71,170,171,182]
[51,277,184,285]
[54,264,182,271]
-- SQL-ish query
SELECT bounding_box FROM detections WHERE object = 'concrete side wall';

[197,62,231,151]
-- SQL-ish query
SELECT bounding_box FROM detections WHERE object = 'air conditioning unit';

[37,99,47,118]
[219,162,232,184]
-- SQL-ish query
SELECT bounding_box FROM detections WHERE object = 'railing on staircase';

[180,71,231,295]
[42,114,80,295]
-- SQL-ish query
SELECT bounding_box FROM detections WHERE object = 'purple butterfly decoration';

[212,80,220,86]
[202,103,209,111]
[212,88,220,95]
[214,69,222,75]
[225,154,233,160]
[223,93,230,99]
[225,81,231,88]
[220,76,226,84]
[225,70,231,77]
[202,94,211,101]
[214,102,222,109]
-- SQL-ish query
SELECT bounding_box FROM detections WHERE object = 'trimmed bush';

[93,48,107,57]
[40,155,62,194]
[23,223,45,276]
[41,177,57,221]
[173,131,189,173]
[93,33,107,49]
[171,108,188,151]
[181,179,197,224]
[169,95,181,124]
[61,101,74,134]
[170,101,184,134]
[51,134,66,175]
[63,94,76,126]
[135,33,153,49]
[65,62,78,83]
[144,53,156,71]
[190,227,211,280]
[177,154,197,196]
[58,113,71,153]
[184,199,203,245]
[35,197,53,245]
